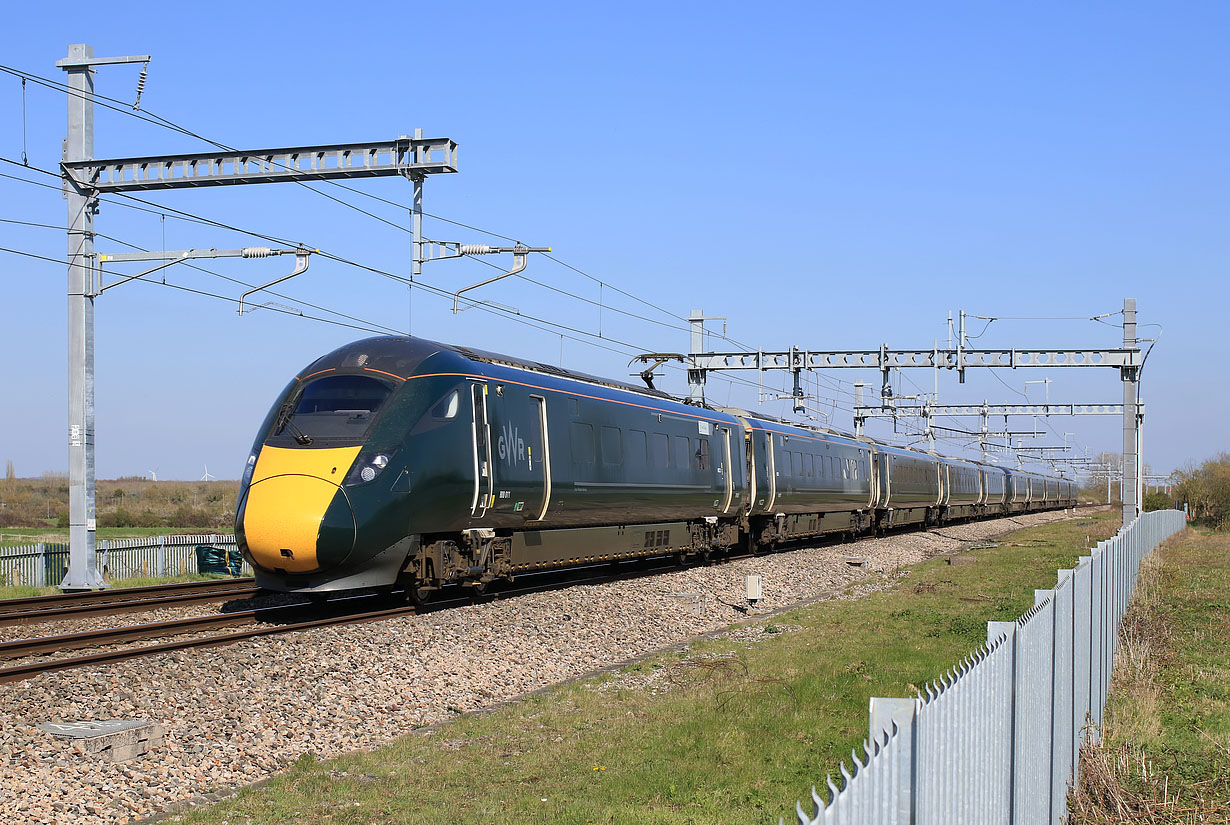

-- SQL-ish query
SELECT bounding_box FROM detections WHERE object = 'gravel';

[0,509,1085,824]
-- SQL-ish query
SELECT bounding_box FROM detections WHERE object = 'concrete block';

[38,719,163,763]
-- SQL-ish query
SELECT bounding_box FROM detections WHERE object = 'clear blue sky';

[1,1,1226,480]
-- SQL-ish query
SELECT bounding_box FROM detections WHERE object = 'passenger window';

[627,430,647,469]
[696,439,710,471]
[672,435,690,471]
[569,422,595,464]
[651,433,670,468]
[791,452,801,476]
[600,426,622,466]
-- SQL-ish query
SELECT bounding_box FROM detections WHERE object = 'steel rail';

[0,602,418,683]
[0,602,303,659]
[0,579,261,626]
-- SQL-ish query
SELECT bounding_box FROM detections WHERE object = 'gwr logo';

[498,420,526,467]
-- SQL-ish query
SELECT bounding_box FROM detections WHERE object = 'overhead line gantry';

[57,43,458,590]
[643,299,1145,526]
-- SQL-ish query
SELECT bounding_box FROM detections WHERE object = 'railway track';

[0,557,691,684]
[0,507,1098,685]
[0,578,261,626]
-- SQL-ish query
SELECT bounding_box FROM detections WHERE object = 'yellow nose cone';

[242,446,360,573]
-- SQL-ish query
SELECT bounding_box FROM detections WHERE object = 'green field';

[0,476,238,537]
[177,512,1124,825]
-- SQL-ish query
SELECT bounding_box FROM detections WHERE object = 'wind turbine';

[200,465,216,482]
[148,470,158,482]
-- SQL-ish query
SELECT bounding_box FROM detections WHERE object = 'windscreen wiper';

[272,396,312,445]
[284,419,313,446]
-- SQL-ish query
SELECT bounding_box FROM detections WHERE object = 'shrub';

[1142,491,1173,513]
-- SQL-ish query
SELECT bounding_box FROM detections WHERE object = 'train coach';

[234,335,1077,598]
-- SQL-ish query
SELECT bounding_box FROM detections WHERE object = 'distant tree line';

[1174,452,1230,529]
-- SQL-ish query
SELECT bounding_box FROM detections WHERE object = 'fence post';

[987,621,1017,822]
[158,536,166,578]
[35,543,46,588]
[869,696,917,823]
[1031,588,1058,825]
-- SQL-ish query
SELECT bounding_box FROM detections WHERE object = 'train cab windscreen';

[271,374,394,444]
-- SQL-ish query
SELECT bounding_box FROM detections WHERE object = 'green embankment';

[1071,527,1230,823]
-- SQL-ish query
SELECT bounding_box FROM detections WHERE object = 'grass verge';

[176,512,1118,825]
[1069,527,1230,823]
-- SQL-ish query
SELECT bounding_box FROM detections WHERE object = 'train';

[234,335,1077,598]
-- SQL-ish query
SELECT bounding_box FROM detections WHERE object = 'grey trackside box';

[37,720,163,762]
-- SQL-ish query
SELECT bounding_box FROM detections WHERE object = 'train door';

[531,395,551,520]
[879,454,892,509]
[484,385,550,522]
[716,425,734,513]
[764,432,778,512]
[470,382,494,518]
[745,430,757,510]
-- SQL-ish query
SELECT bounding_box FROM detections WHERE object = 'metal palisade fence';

[0,534,247,587]
[789,508,1187,825]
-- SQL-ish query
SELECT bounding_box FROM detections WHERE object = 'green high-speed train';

[235,335,1076,597]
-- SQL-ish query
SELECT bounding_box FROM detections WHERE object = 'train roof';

[445,341,681,403]
[304,336,1068,481]
[302,335,682,403]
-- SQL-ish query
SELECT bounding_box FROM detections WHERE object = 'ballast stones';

[37,719,163,762]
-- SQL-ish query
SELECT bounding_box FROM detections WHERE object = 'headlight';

[240,452,259,488]
[344,452,392,486]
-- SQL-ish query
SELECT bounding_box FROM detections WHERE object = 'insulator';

[132,64,148,111]
[241,247,275,258]
[459,244,494,255]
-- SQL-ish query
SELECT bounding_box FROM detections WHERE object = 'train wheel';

[408,585,434,607]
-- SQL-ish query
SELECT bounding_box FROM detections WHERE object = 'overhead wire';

[0,71,862,421]
[2,67,1134,464]
[0,63,701,336]
[0,60,1128,450]
[3,62,790,371]
[3,70,812,409]
[0,164,720,395]
[0,244,396,336]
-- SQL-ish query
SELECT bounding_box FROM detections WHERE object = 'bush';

[1175,452,1230,529]
[1142,491,1173,512]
